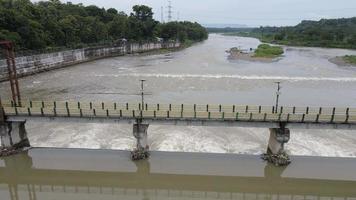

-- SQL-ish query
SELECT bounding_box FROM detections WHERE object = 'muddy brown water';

[0,148,356,200]
[1,34,356,156]
[1,34,356,199]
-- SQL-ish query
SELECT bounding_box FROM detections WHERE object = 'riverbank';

[223,32,356,50]
[132,40,199,56]
[0,41,181,82]
[1,147,356,200]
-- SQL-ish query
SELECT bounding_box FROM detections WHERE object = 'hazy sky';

[49,0,356,27]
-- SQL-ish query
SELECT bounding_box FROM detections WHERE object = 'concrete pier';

[264,127,291,166]
[267,128,290,155]
[133,123,149,151]
[131,123,150,160]
[0,120,30,148]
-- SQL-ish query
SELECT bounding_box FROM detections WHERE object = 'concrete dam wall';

[0,42,180,81]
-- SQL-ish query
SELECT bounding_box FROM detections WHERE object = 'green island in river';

[330,55,356,67]
[343,55,356,65]
[228,44,284,62]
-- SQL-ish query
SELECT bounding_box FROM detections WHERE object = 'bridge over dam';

[1,100,356,164]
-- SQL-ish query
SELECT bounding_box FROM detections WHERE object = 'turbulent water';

[1,34,356,157]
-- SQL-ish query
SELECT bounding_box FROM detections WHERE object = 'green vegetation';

[156,21,208,45]
[253,44,283,58]
[343,55,356,65]
[0,0,208,50]
[209,17,356,49]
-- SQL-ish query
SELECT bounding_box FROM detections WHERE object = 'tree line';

[0,0,208,50]
[208,17,356,49]
[207,27,254,33]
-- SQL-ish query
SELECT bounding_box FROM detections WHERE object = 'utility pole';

[140,80,146,111]
[167,0,172,22]
[0,41,21,106]
[177,11,180,21]
[275,82,281,113]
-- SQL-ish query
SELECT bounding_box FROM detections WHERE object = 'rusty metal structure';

[0,41,21,106]
[0,98,4,123]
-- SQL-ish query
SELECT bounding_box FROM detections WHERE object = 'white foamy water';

[27,123,356,157]
[96,73,356,82]
[2,34,356,157]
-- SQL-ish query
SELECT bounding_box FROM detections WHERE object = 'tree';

[156,21,208,43]
[107,8,118,15]
[246,17,356,48]
[0,30,21,46]
[348,34,356,48]
[59,15,79,46]
[127,5,157,41]
[0,1,208,50]
[108,15,128,39]
[85,5,103,18]
[131,5,153,21]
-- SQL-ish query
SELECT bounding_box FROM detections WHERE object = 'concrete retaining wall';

[0,42,180,81]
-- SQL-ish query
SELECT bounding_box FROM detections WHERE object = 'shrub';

[254,44,284,58]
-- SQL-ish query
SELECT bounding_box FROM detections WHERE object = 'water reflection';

[0,148,356,200]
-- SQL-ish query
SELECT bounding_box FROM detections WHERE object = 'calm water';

[1,34,356,156]
[0,148,356,200]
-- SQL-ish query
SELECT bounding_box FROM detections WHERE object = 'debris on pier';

[131,148,150,161]
[261,152,291,166]
[0,146,29,157]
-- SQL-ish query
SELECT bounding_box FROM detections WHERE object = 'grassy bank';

[343,55,356,65]
[253,44,284,58]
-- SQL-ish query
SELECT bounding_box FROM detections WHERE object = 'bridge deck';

[2,101,356,129]
[2,100,356,115]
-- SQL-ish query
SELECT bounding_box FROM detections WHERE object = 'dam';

[1,33,356,200]
[1,35,356,157]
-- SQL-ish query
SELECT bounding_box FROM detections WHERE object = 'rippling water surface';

[1,34,356,157]
[1,149,356,200]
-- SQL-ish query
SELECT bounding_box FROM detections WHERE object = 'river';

[1,34,356,156]
[1,149,356,200]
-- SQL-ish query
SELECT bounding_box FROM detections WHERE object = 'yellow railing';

[1,100,356,115]
[2,101,356,124]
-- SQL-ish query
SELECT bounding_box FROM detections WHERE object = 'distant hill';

[206,27,254,33]
[203,24,248,28]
